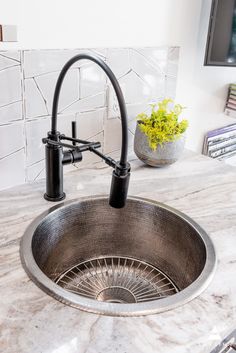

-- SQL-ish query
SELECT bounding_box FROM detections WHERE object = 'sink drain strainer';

[56,256,178,303]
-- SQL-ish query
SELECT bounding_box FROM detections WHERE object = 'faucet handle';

[72,121,77,146]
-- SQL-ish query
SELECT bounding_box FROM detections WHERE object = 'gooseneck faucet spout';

[42,53,131,208]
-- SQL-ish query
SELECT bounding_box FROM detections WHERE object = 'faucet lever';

[42,136,101,152]
[72,121,77,146]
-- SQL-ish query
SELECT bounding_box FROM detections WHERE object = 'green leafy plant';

[137,98,188,150]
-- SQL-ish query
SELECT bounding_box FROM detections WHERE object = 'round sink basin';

[20,196,216,316]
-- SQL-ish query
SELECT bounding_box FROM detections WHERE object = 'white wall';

[0,0,19,49]
[176,0,236,152]
[0,0,197,49]
[1,0,236,153]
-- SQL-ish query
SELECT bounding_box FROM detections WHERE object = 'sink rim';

[20,195,217,317]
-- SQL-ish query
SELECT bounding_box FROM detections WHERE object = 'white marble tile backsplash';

[24,78,49,118]
[0,122,24,159]
[0,66,22,107]
[0,47,179,190]
[0,149,25,189]
[0,101,23,124]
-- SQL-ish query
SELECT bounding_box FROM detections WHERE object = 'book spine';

[218,149,236,160]
[230,83,236,90]
[228,99,236,106]
[207,127,236,139]
[226,103,236,110]
[225,108,236,118]
[208,136,236,151]
[206,123,236,138]
[202,136,208,155]
[207,128,236,143]
[210,144,236,158]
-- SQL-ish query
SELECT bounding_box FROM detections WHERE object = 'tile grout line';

[20,50,27,184]
[0,64,20,73]
[0,99,22,109]
[0,52,21,64]
[32,77,49,115]
[0,147,24,161]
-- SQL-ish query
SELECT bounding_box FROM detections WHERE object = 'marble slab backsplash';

[0,47,179,190]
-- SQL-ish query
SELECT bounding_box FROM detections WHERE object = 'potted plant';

[134,98,188,167]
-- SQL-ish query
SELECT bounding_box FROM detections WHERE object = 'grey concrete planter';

[134,122,185,167]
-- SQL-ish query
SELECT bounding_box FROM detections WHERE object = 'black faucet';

[42,53,130,208]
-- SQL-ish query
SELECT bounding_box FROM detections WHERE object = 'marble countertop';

[1,150,236,353]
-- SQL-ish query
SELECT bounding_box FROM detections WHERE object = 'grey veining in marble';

[0,151,236,352]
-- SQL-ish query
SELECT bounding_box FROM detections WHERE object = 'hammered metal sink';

[20,196,216,316]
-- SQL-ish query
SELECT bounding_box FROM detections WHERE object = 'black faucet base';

[44,192,66,202]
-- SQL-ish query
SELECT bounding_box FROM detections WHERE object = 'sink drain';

[55,256,178,303]
[97,287,136,303]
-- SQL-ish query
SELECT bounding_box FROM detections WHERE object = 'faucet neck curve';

[51,53,129,167]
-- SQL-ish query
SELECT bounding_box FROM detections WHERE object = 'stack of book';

[225,83,236,118]
[202,123,236,161]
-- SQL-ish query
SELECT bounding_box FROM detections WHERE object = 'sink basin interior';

[21,196,216,316]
